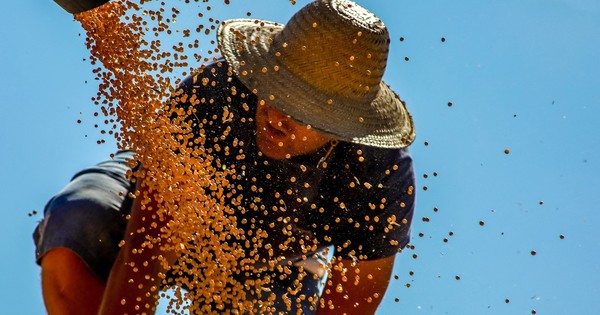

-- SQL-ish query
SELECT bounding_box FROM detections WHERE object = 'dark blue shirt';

[172,58,415,265]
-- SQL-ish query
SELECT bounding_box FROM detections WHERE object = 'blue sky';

[2,0,600,314]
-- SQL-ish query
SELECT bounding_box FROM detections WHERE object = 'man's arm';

[98,179,177,315]
[317,255,396,315]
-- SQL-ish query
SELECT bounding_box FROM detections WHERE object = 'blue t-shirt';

[172,58,415,265]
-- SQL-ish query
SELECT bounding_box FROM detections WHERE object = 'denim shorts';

[33,150,328,314]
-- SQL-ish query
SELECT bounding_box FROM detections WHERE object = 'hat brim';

[218,19,415,149]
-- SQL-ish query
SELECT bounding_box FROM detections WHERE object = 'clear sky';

[2,0,600,314]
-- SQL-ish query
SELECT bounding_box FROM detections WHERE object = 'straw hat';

[218,0,415,148]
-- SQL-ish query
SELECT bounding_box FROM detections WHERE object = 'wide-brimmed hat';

[218,0,415,148]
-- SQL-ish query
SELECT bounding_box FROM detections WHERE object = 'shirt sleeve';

[167,58,255,151]
[325,145,416,261]
[168,59,231,142]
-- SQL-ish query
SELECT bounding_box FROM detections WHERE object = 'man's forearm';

[98,181,175,315]
[316,256,395,315]
[98,234,168,314]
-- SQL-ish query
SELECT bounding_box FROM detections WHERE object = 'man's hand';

[317,255,396,315]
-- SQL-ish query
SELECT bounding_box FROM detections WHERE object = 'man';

[35,0,416,314]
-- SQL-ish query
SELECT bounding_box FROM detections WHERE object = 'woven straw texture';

[218,0,415,148]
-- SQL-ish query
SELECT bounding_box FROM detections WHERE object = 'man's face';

[255,100,332,160]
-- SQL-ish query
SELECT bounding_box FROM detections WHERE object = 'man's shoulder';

[179,56,246,93]
[336,143,413,175]
[193,57,230,78]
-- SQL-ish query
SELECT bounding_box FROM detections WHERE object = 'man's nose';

[266,106,289,128]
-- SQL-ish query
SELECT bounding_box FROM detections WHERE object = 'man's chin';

[256,138,288,160]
